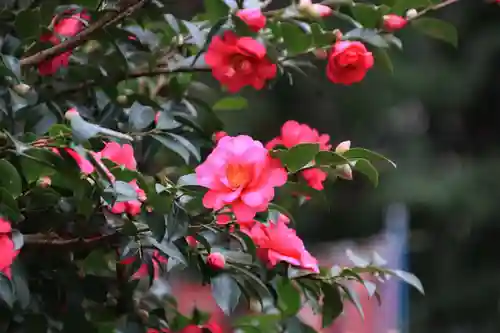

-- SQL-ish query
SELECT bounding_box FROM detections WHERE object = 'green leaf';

[211,273,241,315]
[128,102,155,130]
[0,275,14,308]
[374,48,394,74]
[340,284,364,319]
[344,28,389,48]
[315,151,350,167]
[353,159,379,186]
[152,134,191,164]
[212,96,248,111]
[204,0,231,24]
[0,159,22,198]
[0,188,21,222]
[389,269,425,294]
[343,147,396,168]
[276,278,301,317]
[412,17,458,47]
[321,283,343,328]
[392,0,431,15]
[280,22,313,55]
[346,249,370,267]
[351,3,383,29]
[278,143,320,173]
[15,9,41,40]
[75,0,101,9]
[234,314,281,330]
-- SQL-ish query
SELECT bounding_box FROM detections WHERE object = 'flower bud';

[207,252,225,269]
[337,164,353,180]
[335,140,351,154]
[186,236,198,248]
[116,95,128,105]
[383,14,408,32]
[405,8,418,20]
[64,107,79,120]
[313,49,328,59]
[213,131,228,143]
[298,0,332,18]
[37,176,52,188]
[12,83,31,96]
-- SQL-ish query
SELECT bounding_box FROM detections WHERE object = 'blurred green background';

[177,0,500,332]
[209,1,500,332]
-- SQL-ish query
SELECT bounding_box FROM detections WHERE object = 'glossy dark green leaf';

[276,277,301,317]
[344,148,396,168]
[15,9,41,40]
[392,0,431,15]
[353,159,379,186]
[152,134,191,164]
[0,159,22,198]
[351,3,383,29]
[389,269,425,294]
[315,151,350,167]
[278,143,320,173]
[128,102,155,130]
[344,28,389,48]
[280,22,313,55]
[0,188,21,222]
[374,48,394,74]
[233,314,281,330]
[213,96,248,111]
[0,275,14,309]
[321,283,343,328]
[204,0,230,24]
[211,273,241,315]
[412,17,458,47]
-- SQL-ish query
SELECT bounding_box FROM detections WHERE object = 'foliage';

[0,0,461,332]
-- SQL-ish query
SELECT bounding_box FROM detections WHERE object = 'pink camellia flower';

[121,250,167,280]
[207,252,226,270]
[298,0,333,17]
[196,135,287,221]
[216,209,255,230]
[96,142,137,170]
[204,31,277,93]
[247,214,319,273]
[37,176,52,188]
[110,179,146,216]
[335,140,351,153]
[38,10,90,76]
[0,218,18,279]
[266,121,331,190]
[236,8,267,32]
[186,236,198,248]
[52,147,95,175]
[326,40,374,85]
[383,14,408,31]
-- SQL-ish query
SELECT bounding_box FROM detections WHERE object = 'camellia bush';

[0,0,463,332]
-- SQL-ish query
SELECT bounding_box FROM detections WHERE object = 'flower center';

[231,56,253,75]
[226,163,250,188]
[337,50,359,67]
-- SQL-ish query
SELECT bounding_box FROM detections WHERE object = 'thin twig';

[19,0,148,67]
[409,0,460,21]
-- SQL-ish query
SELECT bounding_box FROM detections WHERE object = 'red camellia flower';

[266,120,331,190]
[326,40,374,85]
[121,250,167,280]
[38,10,90,76]
[0,218,18,278]
[236,8,266,32]
[204,31,277,93]
[383,14,408,31]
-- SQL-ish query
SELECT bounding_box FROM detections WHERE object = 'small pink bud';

[186,236,198,248]
[207,252,225,269]
[335,140,351,153]
[405,9,418,20]
[38,176,52,188]
[299,0,333,17]
[313,49,328,59]
[337,164,352,180]
[382,14,408,32]
[213,131,228,143]
[154,112,160,124]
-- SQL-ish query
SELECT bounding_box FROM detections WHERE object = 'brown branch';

[23,233,119,246]
[19,0,148,67]
[408,0,460,21]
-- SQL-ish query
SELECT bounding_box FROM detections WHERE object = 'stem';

[20,0,147,67]
[409,0,460,21]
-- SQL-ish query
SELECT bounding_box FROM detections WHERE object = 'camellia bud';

[405,8,418,20]
[382,14,408,32]
[337,164,353,180]
[335,140,351,153]
[12,83,31,96]
[213,131,228,143]
[207,252,225,270]
[37,176,52,188]
[313,48,328,59]
[116,95,128,105]
[64,107,79,120]
[186,235,198,248]
[298,0,333,18]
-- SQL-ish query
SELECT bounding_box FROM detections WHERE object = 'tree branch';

[409,0,460,21]
[19,0,148,67]
[23,233,120,246]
